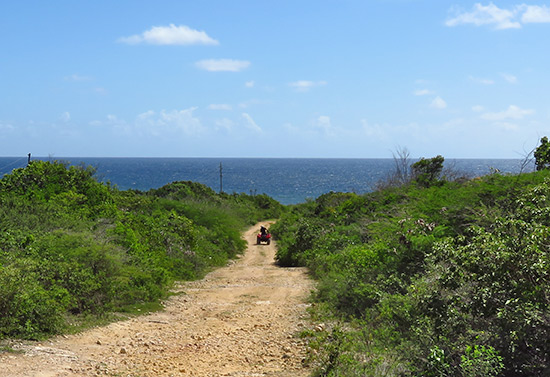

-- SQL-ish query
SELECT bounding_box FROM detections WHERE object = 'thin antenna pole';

[219,162,223,193]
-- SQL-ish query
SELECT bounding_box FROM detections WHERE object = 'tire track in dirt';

[1,223,313,377]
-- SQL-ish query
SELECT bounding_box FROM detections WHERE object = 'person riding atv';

[257,226,271,245]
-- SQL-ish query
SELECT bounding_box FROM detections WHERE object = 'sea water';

[0,157,531,204]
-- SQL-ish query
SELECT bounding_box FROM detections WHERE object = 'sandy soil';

[1,223,314,377]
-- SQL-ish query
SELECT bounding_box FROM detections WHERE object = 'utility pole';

[219,162,223,193]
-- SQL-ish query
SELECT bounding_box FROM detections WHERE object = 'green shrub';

[274,169,550,376]
[0,162,278,339]
[0,265,66,339]
[460,345,504,377]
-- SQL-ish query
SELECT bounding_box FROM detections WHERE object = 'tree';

[534,136,550,171]
[411,155,445,187]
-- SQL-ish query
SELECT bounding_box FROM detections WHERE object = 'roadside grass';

[0,344,24,354]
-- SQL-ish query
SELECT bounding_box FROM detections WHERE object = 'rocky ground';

[1,223,314,377]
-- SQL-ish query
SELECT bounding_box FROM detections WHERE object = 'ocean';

[0,157,532,205]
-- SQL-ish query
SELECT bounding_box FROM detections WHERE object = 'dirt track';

[1,223,313,377]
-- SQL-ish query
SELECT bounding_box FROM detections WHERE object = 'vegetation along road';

[1,223,314,377]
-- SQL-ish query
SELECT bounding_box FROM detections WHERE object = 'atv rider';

[260,225,268,235]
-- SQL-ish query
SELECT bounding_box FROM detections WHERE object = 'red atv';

[256,227,271,245]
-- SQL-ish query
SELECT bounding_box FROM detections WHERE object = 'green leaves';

[0,161,277,339]
[274,168,550,376]
[534,136,550,171]
[411,155,445,187]
[0,265,66,339]
[461,345,504,377]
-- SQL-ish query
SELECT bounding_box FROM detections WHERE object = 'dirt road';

[1,223,314,377]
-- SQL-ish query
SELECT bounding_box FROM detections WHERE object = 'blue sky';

[1,1,550,158]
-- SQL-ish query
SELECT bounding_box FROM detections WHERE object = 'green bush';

[460,345,504,377]
[0,265,66,339]
[0,161,279,340]
[274,170,550,376]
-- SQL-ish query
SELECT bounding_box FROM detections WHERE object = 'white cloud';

[361,119,386,138]
[90,114,122,127]
[196,59,250,72]
[136,108,203,136]
[242,113,262,133]
[430,96,447,109]
[442,118,466,128]
[415,79,431,85]
[0,121,15,132]
[314,115,334,136]
[215,118,234,132]
[60,112,71,122]
[64,74,92,81]
[446,3,521,29]
[469,76,495,85]
[245,81,255,88]
[118,24,219,45]
[413,89,434,96]
[521,5,550,23]
[238,99,270,109]
[500,73,518,83]
[360,120,427,146]
[89,114,134,135]
[208,104,233,111]
[446,3,550,30]
[282,122,300,134]
[472,105,485,112]
[289,80,327,92]
[481,105,534,121]
[94,87,108,95]
[494,122,520,131]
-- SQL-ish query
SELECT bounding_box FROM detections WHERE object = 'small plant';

[0,345,23,354]
[460,345,504,377]
[425,346,452,377]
